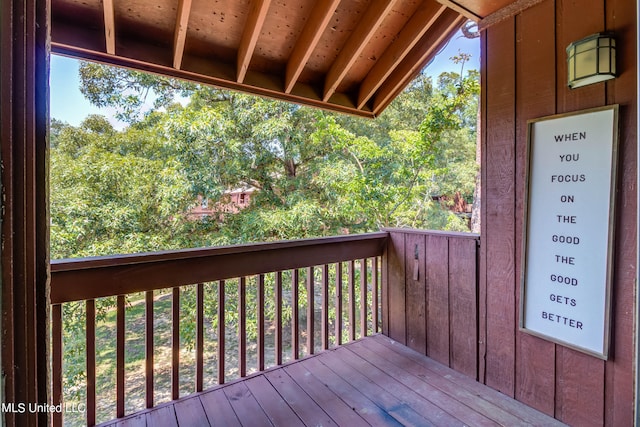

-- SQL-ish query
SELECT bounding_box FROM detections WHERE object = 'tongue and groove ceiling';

[51,0,527,117]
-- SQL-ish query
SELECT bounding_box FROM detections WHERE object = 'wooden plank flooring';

[102,335,566,427]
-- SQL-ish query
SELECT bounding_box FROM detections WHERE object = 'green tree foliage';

[55,59,479,256]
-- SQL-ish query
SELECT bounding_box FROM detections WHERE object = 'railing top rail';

[50,232,388,304]
[382,227,480,240]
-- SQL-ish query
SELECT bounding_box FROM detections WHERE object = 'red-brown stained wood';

[173,396,210,426]
[553,0,607,424]
[335,263,343,346]
[307,266,315,355]
[386,231,406,344]
[244,375,305,426]
[52,304,63,427]
[513,0,556,416]
[292,269,299,360]
[218,280,226,384]
[372,257,379,333]
[145,404,179,427]
[200,386,241,426]
[172,287,180,400]
[605,0,637,425]
[86,299,97,425]
[223,381,273,425]
[448,237,478,379]
[257,274,265,370]
[425,235,449,365]
[404,233,426,354]
[117,295,126,417]
[321,265,329,350]
[348,260,356,341]
[51,233,387,304]
[283,362,369,426]
[275,272,283,365]
[239,277,247,377]
[264,367,339,426]
[145,291,154,408]
[359,259,367,337]
[483,17,517,397]
[196,283,204,391]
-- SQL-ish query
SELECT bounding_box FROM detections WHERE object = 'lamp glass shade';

[567,33,616,89]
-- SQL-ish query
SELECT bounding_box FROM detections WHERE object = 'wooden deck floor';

[103,334,566,426]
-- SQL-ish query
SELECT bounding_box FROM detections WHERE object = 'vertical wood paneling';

[387,232,406,344]
[335,263,343,346]
[405,233,426,354]
[292,270,299,360]
[258,275,265,370]
[513,0,557,416]
[604,0,637,425]
[554,0,606,424]
[425,235,449,365]
[275,272,283,365]
[448,238,478,379]
[306,267,315,355]
[483,17,517,397]
[239,277,247,377]
[483,1,636,425]
[196,283,204,391]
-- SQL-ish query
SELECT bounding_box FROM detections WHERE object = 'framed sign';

[520,105,618,359]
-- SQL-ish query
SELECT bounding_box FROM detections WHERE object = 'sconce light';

[566,33,616,89]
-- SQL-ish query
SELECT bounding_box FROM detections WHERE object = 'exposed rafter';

[373,10,465,115]
[322,0,398,102]
[173,0,193,70]
[285,0,341,94]
[433,0,481,22]
[357,1,447,109]
[237,0,272,83]
[103,0,116,55]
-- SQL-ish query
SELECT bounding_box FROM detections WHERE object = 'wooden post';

[1,0,50,424]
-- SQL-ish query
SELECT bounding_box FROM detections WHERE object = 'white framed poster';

[520,105,619,359]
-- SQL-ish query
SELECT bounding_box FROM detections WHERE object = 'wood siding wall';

[383,229,479,380]
[481,0,637,425]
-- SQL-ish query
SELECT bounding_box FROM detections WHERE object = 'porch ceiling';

[50,0,519,117]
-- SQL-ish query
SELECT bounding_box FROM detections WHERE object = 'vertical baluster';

[217,280,225,385]
[321,265,329,350]
[258,274,265,371]
[307,267,314,355]
[292,269,299,360]
[196,283,204,392]
[116,295,125,418]
[239,277,247,377]
[275,271,283,365]
[172,287,180,400]
[86,299,96,426]
[348,260,356,342]
[145,291,154,408]
[52,304,63,427]
[360,259,367,338]
[335,263,343,347]
[372,257,379,333]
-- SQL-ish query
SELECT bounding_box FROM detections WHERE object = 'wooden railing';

[50,233,387,426]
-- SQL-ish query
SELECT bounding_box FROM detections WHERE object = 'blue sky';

[50,30,480,128]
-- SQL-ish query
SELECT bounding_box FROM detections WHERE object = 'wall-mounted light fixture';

[566,33,616,89]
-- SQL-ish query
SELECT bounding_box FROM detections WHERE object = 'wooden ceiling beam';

[173,0,193,70]
[237,0,272,83]
[103,0,116,54]
[433,0,481,22]
[372,10,465,115]
[357,0,447,109]
[285,0,341,94]
[322,0,398,102]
